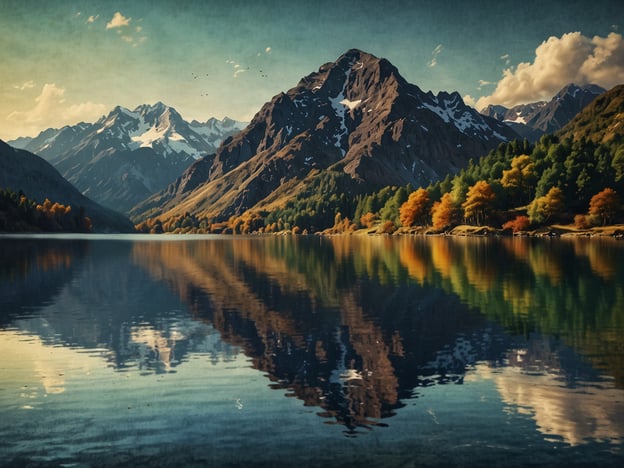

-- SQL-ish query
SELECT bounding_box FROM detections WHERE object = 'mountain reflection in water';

[1,234,624,462]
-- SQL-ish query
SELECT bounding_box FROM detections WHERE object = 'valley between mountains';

[2,49,623,235]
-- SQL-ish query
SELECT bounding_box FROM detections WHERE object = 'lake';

[1,233,623,467]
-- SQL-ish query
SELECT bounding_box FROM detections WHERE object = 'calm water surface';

[1,234,623,467]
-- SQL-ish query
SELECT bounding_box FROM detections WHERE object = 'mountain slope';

[482,84,606,142]
[556,84,624,143]
[136,49,517,223]
[9,104,246,214]
[0,140,134,232]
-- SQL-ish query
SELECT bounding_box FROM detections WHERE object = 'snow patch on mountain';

[329,70,352,156]
[340,98,362,110]
[423,93,507,140]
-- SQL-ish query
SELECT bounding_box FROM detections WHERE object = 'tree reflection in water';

[129,235,624,435]
[2,234,623,442]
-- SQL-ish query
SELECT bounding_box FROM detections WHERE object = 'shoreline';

[350,223,624,239]
[3,223,624,239]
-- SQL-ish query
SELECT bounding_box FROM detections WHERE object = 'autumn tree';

[330,212,356,234]
[588,187,621,226]
[527,186,564,224]
[431,193,458,231]
[501,154,536,204]
[502,215,531,233]
[378,220,396,234]
[462,180,496,226]
[359,211,378,229]
[399,188,430,227]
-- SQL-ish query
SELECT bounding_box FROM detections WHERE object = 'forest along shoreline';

[324,223,624,238]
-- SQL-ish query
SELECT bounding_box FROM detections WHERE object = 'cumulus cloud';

[5,84,107,138]
[105,12,146,46]
[427,44,443,68]
[106,11,131,29]
[475,32,624,110]
[462,94,477,108]
[87,15,99,24]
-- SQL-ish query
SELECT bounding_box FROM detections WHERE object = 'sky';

[1,0,623,141]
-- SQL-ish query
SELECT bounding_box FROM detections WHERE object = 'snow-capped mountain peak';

[7,103,247,214]
[74,102,246,159]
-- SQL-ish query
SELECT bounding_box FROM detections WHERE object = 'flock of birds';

[191,68,269,97]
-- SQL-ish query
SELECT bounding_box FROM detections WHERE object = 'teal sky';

[1,0,623,140]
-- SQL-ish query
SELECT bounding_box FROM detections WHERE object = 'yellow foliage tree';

[462,180,496,226]
[528,186,564,224]
[501,155,536,204]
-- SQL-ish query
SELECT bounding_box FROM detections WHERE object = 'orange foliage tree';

[462,180,496,226]
[360,211,378,229]
[431,193,458,231]
[588,187,621,226]
[399,188,430,227]
[34,198,90,231]
[502,215,531,233]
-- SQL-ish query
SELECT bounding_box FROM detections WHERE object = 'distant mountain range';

[132,49,519,222]
[481,84,606,142]
[0,140,133,232]
[9,104,246,213]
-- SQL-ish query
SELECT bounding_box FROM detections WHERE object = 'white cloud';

[5,84,107,138]
[13,80,36,91]
[87,15,99,24]
[265,47,272,54]
[105,13,146,47]
[226,59,250,78]
[476,32,624,110]
[428,44,443,68]
[106,12,131,30]
[462,94,477,108]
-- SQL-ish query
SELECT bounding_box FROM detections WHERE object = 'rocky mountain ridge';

[134,49,518,222]
[481,83,606,141]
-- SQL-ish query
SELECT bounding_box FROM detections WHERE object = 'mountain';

[0,140,134,232]
[8,104,246,214]
[133,49,518,223]
[482,84,606,142]
[556,84,624,143]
